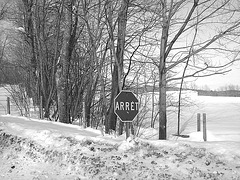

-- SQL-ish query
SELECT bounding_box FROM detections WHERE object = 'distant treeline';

[197,90,240,97]
[134,85,240,97]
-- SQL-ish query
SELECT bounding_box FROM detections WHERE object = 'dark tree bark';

[158,0,168,140]
[57,0,77,124]
[21,0,38,103]
[158,0,199,139]
[106,0,130,134]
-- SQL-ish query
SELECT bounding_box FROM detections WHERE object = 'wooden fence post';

[126,122,130,139]
[40,95,43,119]
[83,101,86,128]
[203,113,207,141]
[197,113,201,132]
[7,97,10,115]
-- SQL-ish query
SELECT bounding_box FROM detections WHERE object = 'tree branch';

[165,0,199,57]
[166,20,240,71]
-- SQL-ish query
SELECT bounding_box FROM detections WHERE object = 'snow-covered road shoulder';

[0,115,240,180]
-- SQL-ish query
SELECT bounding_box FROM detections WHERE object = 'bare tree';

[105,0,130,133]
[155,0,240,139]
[57,0,79,123]
[3,0,240,138]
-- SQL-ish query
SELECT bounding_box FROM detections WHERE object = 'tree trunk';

[151,75,156,128]
[22,0,38,105]
[106,65,119,133]
[158,0,168,140]
[159,70,167,139]
[57,0,73,124]
[105,0,129,134]
[85,75,99,127]
[85,100,91,127]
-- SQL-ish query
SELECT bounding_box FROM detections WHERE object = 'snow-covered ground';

[0,89,240,179]
[170,91,240,142]
[0,115,240,179]
[135,90,240,142]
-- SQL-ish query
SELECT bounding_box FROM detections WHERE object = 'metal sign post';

[114,90,139,139]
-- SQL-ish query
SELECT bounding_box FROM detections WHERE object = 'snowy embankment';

[0,115,240,180]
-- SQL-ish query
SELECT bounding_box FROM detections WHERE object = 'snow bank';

[1,115,240,180]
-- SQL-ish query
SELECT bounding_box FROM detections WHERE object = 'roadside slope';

[0,115,240,180]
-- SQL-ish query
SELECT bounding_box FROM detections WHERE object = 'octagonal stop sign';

[114,90,139,122]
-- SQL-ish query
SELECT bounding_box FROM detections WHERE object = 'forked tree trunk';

[105,0,129,134]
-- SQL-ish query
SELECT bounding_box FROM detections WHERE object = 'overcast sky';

[195,61,240,90]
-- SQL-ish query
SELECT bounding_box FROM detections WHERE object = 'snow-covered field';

[0,89,240,179]
[168,91,240,142]
[136,90,240,142]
